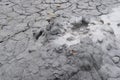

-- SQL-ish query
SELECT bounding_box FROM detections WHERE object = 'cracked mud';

[1,0,120,80]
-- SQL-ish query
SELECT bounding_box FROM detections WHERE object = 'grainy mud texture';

[1,0,120,80]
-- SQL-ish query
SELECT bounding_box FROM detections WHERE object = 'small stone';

[52,60,60,67]
[98,39,103,43]
[50,28,61,35]
[66,37,74,41]
[55,45,67,53]
[69,50,78,55]
[112,56,120,64]
[55,46,63,53]
[55,4,61,8]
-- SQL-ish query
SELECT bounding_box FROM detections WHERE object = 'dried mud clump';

[49,37,105,80]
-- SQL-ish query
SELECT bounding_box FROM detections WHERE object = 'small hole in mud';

[5,4,9,5]
[117,23,120,27]
[100,20,104,24]
[81,18,89,27]
[107,23,110,25]
[28,50,35,53]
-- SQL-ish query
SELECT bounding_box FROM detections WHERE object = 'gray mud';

[1,0,120,80]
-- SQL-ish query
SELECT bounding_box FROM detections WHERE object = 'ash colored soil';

[1,0,120,80]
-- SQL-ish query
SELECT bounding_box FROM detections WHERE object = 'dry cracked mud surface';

[1,0,120,80]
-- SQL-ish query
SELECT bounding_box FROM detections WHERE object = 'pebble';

[112,56,120,64]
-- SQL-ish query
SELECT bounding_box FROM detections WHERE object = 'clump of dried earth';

[1,0,120,80]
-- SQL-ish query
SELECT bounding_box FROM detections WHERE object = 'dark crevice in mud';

[33,30,44,40]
